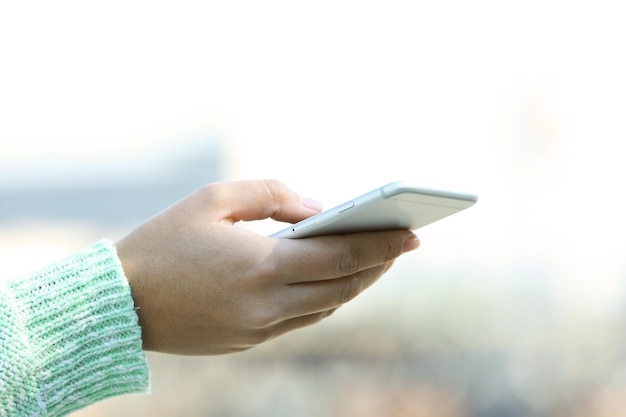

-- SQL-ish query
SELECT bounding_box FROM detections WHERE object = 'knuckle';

[309,311,333,326]
[253,328,273,344]
[337,245,361,276]
[298,310,335,329]
[384,239,398,262]
[245,302,281,330]
[256,260,280,286]
[261,179,288,202]
[383,259,396,273]
[242,329,271,349]
[247,312,272,330]
[193,182,223,207]
[338,276,362,304]
[198,181,221,197]
[261,178,286,191]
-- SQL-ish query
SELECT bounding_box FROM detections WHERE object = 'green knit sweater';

[0,241,150,416]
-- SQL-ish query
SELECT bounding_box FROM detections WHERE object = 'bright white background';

[2,1,626,416]
[2,0,625,306]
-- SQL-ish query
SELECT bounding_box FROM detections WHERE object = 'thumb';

[214,179,322,224]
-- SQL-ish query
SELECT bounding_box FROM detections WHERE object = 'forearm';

[1,240,149,417]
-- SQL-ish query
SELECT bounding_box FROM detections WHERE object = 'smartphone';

[270,181,478,239]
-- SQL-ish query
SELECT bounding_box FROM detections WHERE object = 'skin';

[116,179,419,355]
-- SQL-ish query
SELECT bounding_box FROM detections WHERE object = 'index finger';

[269,230,419,284]
[205,179,321,224]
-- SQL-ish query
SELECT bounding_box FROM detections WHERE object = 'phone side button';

[338,202,355,213]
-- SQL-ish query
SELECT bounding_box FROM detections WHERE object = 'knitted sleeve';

[0,240,150,416]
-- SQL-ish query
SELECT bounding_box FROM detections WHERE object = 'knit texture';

[1,240,149,416]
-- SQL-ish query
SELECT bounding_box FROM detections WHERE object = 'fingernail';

[402,233,420,253]
[300,196,323,212]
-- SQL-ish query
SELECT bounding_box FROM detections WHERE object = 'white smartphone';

[270,181,478,239]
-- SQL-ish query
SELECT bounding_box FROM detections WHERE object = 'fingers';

[283,261,393,316]
[234,308,340,350]
[266,308,339,340]
[249,264,391,339]
[223,262,393,348]
[271,230,418,284]
[204,179,321,224]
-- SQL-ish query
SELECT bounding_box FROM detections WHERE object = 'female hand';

[116,179,419,355]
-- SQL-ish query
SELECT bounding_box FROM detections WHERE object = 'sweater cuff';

[9,240,150,415]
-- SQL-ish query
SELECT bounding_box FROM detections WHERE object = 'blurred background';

[2,1,626,416]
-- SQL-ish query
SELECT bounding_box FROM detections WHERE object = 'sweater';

[1,240,150,416]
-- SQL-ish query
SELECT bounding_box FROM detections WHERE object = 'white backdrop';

[2,1,626,415]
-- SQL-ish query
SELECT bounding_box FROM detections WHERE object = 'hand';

[116,179,419,355]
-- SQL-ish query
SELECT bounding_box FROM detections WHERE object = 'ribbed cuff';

[8,240,150,416]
